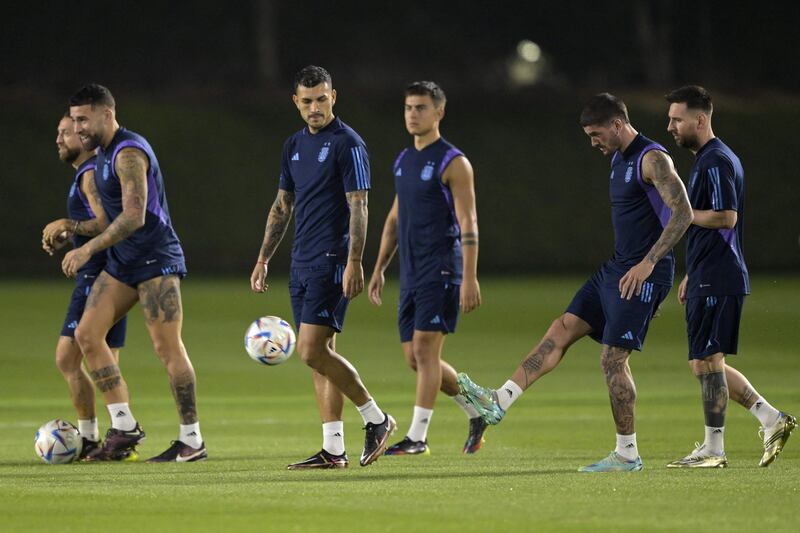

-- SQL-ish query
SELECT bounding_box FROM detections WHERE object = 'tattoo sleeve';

[699,370,728,427]
[84,148,148,256]
[642,151,693,264]
[346,190,368,262]
[258,189,295,261]
[520,338,554,387]
[601,346,636,435]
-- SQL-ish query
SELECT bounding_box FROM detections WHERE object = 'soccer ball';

[34,419,82,464]
[244,316,296,365]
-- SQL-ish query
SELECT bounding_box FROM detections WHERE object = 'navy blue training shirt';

[67,156,105,273]
[685,137,749,297]
[279,117,370,266]
[393,137,464,289]
[94,127,185,267]
[608,133,674,286]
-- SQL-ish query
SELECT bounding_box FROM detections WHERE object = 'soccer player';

[62,84,206,462]
[250,65,395,469]
[367,81,486,455]
[664,85,795,468]
[41,113,128,459]
[458,93,694,472]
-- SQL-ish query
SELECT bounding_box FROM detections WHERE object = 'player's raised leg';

[296,323,395,466]
[138,275,206,463]
[74,272,144,460]
[725,364,795,467]
[458,312,592,424]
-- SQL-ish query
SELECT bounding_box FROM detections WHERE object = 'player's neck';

[414,129,440,151]
[101,121,121,150]
[692,130,716,155]
[71,151,93,170]
[618,125,639,154]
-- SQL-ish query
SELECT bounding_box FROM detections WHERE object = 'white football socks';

[180,423,203,449]
[615,433,639,461]
[77,418,98,441]
[497,380,523,411]
[703,426,725,454]
[322,421,345,456]
[749,396,781,428]
[452,394,480,419]
[107,402,136,431]
[407,406,433,443]
[357,399,385,425]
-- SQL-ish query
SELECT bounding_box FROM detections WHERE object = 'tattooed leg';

[75,271,137,405]
[139,275,198,424]
[90,364,123,393]
[601,345,636,435]
[725,364,760,409]
[699,370,728,427]
[509,313,592,390]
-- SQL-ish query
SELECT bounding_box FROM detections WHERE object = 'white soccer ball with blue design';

[34,419,82,464]
[245,316,296,365]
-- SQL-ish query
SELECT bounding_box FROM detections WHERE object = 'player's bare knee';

[74,324,101,354]
[55,348,82,375]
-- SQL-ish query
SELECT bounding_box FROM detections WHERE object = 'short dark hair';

[579,93,629,127]
[665,85,713,114]
[69,83,115,109]
[405,81,446,108]
[293,65,332,92]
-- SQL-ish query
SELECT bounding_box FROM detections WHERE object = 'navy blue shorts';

[289,262,349,333]
[105,257,187,288]
[61,270,127,348]
[566,264,670,351]
[686,295,745,360]
[398,282,460,343]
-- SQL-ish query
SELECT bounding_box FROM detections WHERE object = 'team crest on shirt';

[624,164,633,183]
[420,161,435,181]
[395,167,402,177]
[69,183,77,197]
[103,162,110,181]
[317,142,331,162]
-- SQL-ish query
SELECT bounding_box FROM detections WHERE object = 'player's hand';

[343,260,364,299]
[619,260,655,300]
[42,218,71,245]
[368,270,385,306]
[62,247,90,278]
[460,277,481,313]
[677,274,688,305]
[43,232,69,256]
[250,260,269,293]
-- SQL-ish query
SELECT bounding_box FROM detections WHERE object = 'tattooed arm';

[443,155,481,313]
[618,150,693,299]
[61,148,149,277]
[368,195,399,306]
[343,189,368,299]
[250,189,295,293]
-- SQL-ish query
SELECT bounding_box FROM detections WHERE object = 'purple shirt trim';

[438,147,463,177]
[718,227,744,266]
[437,148,464,235]
[635,145,672,228]
[393,148,409,171]
[112,140,168,226]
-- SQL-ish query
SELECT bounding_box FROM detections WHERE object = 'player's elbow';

[720,211,738,229]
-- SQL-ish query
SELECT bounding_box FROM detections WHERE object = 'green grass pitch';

[1,277,797,532]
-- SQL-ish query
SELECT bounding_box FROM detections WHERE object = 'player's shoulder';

[331,118,367,148]
[698,138,739,172]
